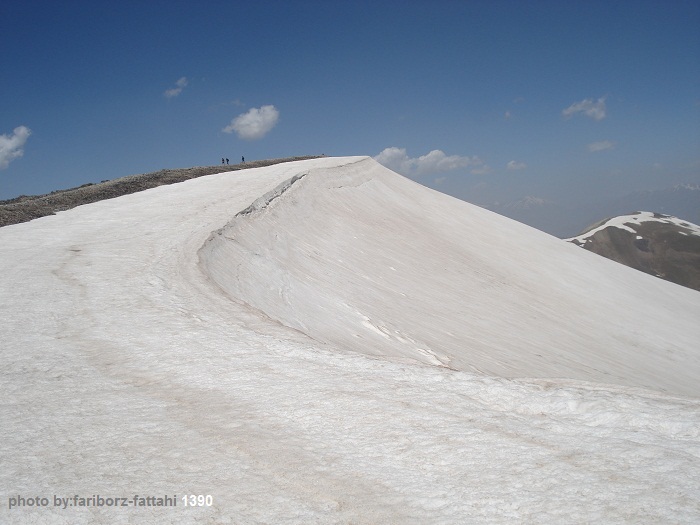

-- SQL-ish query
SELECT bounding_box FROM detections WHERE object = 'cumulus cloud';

[164,77,188,98]
[374,147,414,174]
[223,105,279,140]
[0,126,31,170]
[374,147,484,176]
[506,160,527,170]
[587,140,615,152]
[562,97,607,121]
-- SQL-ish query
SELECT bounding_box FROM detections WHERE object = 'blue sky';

[1,0,698,229]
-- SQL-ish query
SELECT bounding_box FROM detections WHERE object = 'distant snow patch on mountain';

[567,212,700,291]
[463,182,700,239]
[568,211,700,246]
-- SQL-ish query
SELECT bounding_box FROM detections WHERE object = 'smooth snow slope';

[201,157,700,396]
[1,156,700,524]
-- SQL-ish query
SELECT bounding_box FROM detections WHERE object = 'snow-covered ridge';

[200,158,700,397]
[567,211,700,245]
[2,156,700,523]
[237,170,309,216]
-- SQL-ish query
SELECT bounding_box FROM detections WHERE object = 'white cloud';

[0,126,31,169]
[374,147,485,177]
[506,160,527,170]
[164,77,188,98]
[587,140,615,152]
[562,97,607,121]
[223,105,280,140]
[373,147,415,174]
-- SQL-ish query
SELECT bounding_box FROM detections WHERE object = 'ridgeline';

[0,156,324,227]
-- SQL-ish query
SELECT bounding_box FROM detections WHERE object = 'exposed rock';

[567,211,700,291]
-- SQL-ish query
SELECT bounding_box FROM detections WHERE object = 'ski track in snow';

[1,157,700,524]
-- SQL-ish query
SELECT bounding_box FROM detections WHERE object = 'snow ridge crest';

[237,171,309,217]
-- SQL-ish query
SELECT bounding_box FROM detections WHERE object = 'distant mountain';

[613,185,700,225]
[567,211,700,291]
[501,195,548,210]
[480,197,582,237]
[481,184,700,239]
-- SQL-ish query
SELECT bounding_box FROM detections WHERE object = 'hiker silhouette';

[226,158,229,165]
[241,156,245,163]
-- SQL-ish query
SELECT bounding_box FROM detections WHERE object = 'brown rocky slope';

[567,211,700,292]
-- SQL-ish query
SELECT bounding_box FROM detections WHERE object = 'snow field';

[1,157,699,524]
[202,157,700,396]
